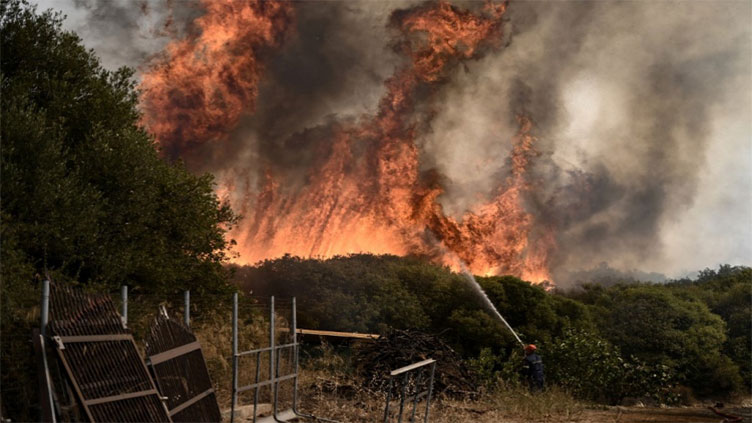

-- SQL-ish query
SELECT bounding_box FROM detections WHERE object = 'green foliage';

[546,329,676,404]
[570,275,747,397]
[1,0,236,294]
[236,255,596,359]
[240,256,749,401]
[679,266,752,392]
[0,2,236,419]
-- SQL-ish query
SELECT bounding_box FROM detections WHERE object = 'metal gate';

[230,296,339,423]
[146,313,221,422]
[48,282,171,422]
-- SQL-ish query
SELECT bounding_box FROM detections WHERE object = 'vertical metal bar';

[409,371,423,422]
[120,285,128,327]
[397,373,409,423]
[270,296,277,417]
[253,351,261,423]
[39,280,57,423]
[184,290,190,328]
[292,297,299,410]
[231,293,238,423]
[383,377,393,423]
[41,279,50,335]
[423,362,436,423]
[274,346,281,418]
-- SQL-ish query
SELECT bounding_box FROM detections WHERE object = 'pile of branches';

[353,329,478,397]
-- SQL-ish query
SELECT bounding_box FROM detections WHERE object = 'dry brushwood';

[353,329,478,397]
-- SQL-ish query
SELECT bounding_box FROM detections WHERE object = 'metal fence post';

[270,296,277,417]
[40,279,57,423]
[292,297,299,410]
[231,292,238,423]
[184,290,190,328]
[41,279,50,335]
[424,362,436,423]
[120,285,128,327]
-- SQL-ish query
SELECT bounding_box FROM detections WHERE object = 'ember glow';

[141,0,556,284]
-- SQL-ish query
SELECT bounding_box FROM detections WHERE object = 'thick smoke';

[43,0,751,282]
[36,0,199,72]
[205,1,409,174]
[421,1,751,282]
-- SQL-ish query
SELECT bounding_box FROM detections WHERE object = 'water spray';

[458,265,526,348]
[429,237,527,348]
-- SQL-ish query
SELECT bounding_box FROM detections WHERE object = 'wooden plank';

[279,328,380,340]
[390,359,436,376]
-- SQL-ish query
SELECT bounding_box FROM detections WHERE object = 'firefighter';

[522,344,544,391]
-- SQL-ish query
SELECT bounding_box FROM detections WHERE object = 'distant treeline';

[232,256,751,403]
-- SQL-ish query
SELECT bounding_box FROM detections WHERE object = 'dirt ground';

[577,406,751,423]
[427,402,752,423]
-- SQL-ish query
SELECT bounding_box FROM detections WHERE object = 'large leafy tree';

[1,0,236,292]
[576,283,741,396]
[0,1,236,418]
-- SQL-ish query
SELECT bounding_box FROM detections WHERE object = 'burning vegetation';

[140,0,555,284]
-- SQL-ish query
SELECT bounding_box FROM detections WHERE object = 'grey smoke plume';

[39,0,751,281]
[421,1,751,281]
[35,0,199,71]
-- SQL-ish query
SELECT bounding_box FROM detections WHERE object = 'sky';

[34,0,752,280]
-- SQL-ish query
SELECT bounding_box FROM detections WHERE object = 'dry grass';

[296,367,586,423]
[188,323,588,422]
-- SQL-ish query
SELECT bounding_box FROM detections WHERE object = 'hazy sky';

[34,0,751,279]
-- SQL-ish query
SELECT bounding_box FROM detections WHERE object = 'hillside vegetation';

[233,256,751,403]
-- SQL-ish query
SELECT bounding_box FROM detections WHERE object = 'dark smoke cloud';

[210,1,406,172]
[202,1,416,195]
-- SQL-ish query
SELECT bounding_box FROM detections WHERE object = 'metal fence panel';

[146,314,221,423]
[48,281,171,422]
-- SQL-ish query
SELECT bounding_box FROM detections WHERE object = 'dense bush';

[235,255,596,358]
[569,281,745,397]
[545,329,676,404]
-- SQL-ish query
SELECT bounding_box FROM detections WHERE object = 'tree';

[0,2,236,418]
[587,284,740,396]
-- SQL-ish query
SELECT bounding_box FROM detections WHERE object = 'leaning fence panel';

[47,281,171,422]
[146,313,221,422]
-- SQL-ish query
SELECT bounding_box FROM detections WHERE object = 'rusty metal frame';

[148,341,201,365]
[47,281,172,423]
[383,359,437,423]
[146,313,220,422]
[231,296,340,423]
[52,332,169,421]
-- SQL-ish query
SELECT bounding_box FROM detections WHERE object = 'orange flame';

[139,0,294,158]
[142,1,556,284]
